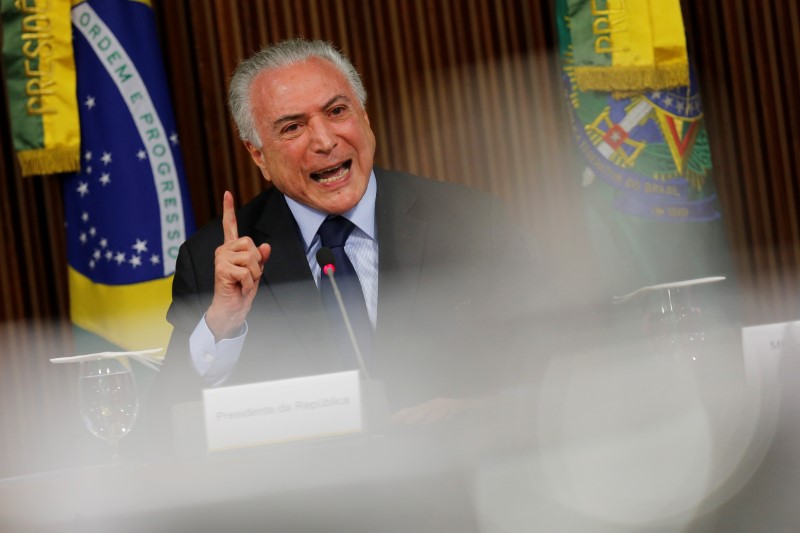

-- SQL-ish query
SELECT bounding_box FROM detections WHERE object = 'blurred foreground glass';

[78,358,139,466]
[643,287,705,361]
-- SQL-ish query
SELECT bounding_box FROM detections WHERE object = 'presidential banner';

[565,0,689,93]
[1,0,81,176]
[556,0,733,295]
[64,0,194,350]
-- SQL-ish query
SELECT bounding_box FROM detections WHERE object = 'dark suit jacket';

[155,168,536,412]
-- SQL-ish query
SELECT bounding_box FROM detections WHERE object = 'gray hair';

[228,39,367,146]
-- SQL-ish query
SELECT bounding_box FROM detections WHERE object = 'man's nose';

[309,118,337,153]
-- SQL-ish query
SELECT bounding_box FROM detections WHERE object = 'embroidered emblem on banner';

[562,48,718,222]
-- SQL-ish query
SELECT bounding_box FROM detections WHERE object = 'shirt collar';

[285,170,377,250]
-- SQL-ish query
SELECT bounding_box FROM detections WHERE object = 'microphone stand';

[322,264,372,381]
[317,249,388,431]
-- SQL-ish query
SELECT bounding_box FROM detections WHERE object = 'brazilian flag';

[63,0,195,351]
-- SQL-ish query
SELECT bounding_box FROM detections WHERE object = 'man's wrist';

[206,306,246,340]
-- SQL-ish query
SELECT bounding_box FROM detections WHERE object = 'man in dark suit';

[156,38,538,421]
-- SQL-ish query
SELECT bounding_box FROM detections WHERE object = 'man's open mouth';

[311,160,352,184]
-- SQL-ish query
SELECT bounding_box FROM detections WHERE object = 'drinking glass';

[78,357,139,466]
[642,287,705,361]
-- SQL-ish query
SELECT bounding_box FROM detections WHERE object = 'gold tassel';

[18,148,81,177]
[575,64,689,93]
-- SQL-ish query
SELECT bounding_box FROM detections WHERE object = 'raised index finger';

[222,190,238,242]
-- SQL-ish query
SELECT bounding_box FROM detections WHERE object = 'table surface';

[2,328,798,533]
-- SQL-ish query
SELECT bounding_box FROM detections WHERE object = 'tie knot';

[317,216,355,249]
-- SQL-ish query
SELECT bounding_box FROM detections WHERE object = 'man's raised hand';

[205,191,271,340]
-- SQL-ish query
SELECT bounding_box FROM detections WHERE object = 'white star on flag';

[89,227,96,237]
[84,95,96,109]
[101,152,112,165]
[150,254,161,265]
[99,173,111,186]
[79,232,87,244]
[93,249,101,260]
[81,211,89,222]
[114,252,126,265]
[132,239,148,254]
[136,150,147,160]
[169,132,179,145]
[99,238,108,248]
[105,251,113,260]
[89,260,96,270]
[77,182,89,197]
[129,255,143,268]
[84,151,92,161]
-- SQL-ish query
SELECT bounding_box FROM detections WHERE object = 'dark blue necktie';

[317,216,373,367]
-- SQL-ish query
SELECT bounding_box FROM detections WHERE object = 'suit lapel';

[250,191,337,371]
[374,171,428,351]
[252,191,311,285]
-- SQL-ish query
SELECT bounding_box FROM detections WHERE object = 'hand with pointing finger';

[205,191,271,340]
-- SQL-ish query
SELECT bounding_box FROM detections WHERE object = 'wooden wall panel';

[683,0,800,324]
[1,0,799,476]
[154,0,574,245]
[0,65,80,476]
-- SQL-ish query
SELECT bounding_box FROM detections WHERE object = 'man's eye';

[282,123,300,134]
[330,106,346,116]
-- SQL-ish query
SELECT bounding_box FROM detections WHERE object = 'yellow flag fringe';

[575,63,690,93]
[17,148,81,176]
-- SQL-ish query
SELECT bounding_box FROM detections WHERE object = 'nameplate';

[203,370,363,451]
[742,321,800,384]
[742,321,800,358]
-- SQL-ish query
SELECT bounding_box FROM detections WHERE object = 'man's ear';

[243,140,272,183]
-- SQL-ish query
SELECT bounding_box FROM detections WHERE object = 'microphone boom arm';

[322,266,372,381]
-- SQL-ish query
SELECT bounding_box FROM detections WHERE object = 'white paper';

[613,276,726,304]
[49,348,163,371]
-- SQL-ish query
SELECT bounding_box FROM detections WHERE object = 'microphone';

[316,247,371,380]
[316,246,336,277]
